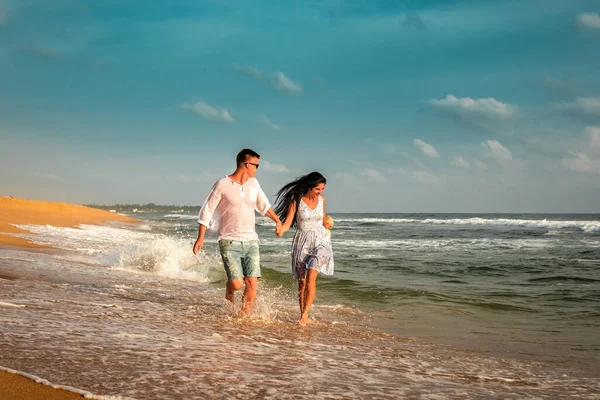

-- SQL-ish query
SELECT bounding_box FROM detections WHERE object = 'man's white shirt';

[198,176,271,241]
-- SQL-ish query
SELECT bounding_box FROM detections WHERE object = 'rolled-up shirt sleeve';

[255,183,271,216]
[198,184,222,227]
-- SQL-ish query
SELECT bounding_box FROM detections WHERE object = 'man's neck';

[229,168,251,185]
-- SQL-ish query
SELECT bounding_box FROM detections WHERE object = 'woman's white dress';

[291,196,334,279]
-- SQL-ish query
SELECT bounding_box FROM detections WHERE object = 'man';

[193,148,282,314]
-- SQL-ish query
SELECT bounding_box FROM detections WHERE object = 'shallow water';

[1,213,600,398]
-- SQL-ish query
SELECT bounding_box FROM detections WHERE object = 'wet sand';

[0,197,138,399]
[0,370,85,400]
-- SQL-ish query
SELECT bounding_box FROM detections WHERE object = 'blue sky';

[1,0,600,212]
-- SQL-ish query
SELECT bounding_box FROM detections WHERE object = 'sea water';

[1,213,599,399]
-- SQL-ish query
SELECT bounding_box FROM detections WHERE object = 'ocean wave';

[333,217,600,232]
[9,223,223,282]
[162,214,198,220]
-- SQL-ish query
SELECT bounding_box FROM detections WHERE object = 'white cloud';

[258,115,281,131]
[561,152,600,175]
[413,171,439,185]
[425,94,517,121]
[274,72,302,94]
[560,127,600,175]
[482,140,513,167]
[34,172,64,183]
[262,160,290,173]
[361,168,388,183]
[180,100,234,123]
[387,167,439,185]
[578,12,600,30]
[474,159,488,170]
[232,64,263,80]
[413,138,439,158]
[585,126,600,153]
[450,156,470,169]
[555,97,600,121]
[232,64,303,94]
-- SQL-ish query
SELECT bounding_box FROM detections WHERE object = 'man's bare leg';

[241,277,258,315]
[299,270,319,325]
[226,278,243,305]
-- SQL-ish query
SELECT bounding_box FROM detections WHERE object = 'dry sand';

[0,197,138,248]
[0,197,139,399]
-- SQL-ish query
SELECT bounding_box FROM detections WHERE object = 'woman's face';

[308,182,325,197]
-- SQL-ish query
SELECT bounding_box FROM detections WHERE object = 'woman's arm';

[322,196,333,229]
[279,201,297,237]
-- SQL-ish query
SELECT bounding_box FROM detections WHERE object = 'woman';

[274,172,334,325]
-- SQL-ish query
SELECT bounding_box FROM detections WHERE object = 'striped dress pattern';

[291,196,334,279]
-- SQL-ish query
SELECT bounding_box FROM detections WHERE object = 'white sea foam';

[334,217,600,232]
[8,223,223,283]
[162,214,198,220]
[332,238,554,251]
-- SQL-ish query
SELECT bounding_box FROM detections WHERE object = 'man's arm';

[255,181,282,236]
[193,183,221,254]
[265,207,283,237]
[193,224,208,255]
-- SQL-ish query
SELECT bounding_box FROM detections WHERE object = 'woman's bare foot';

[298,313,310,326]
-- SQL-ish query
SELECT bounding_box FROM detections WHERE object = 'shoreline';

[0,197,139,399]
[0,197,139,248]
[0,368,99,400]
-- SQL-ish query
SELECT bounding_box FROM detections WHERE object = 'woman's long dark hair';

[274,172,327,228]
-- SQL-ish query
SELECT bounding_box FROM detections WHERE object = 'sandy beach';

[1,198,138,399]
[0,197,138,248]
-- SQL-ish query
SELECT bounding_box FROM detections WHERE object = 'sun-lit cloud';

[258,115,281,131]
[413,138,439,158]
[274,72,302,94]
[561,152,600,175]
[232,64,302,94]
[482,140,513,167]
[34,172,64,183]
[262,160,290,173]
[585,126,600,153]
[577,12,600,30]
[412,171,440,185]
[232,64,263,80]
[555,97,600,122]
[561,127,600,175]
[450,156,470,169]
[426,95,518,123]
[180,100,234,123]
[361,168,387,183]
[474,159,488,170]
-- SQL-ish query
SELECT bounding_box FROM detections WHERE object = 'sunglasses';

[245,162,259,169]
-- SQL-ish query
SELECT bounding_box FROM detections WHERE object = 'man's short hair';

[236,148,260,166]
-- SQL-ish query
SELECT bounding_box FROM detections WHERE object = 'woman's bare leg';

[299,269,319,325]
[298,279,307,314]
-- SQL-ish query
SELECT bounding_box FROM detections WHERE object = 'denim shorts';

[218,239,260,280]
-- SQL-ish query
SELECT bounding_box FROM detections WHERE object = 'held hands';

[275,221,284,238]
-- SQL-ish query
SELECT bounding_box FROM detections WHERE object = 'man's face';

[243,156,260,177]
